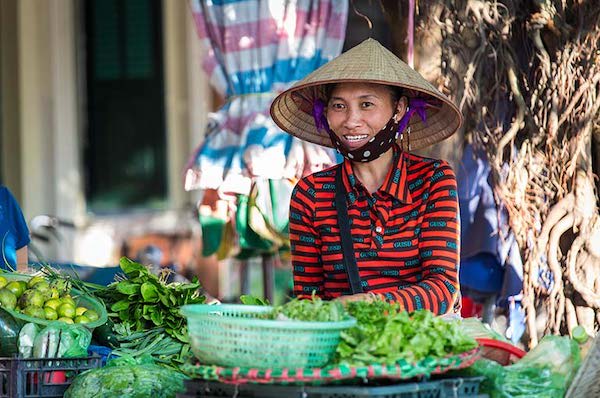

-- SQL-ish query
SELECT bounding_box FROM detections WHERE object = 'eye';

[330,103,345,110]
[361,101,375,108]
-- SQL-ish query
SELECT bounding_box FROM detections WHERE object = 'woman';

[270,39,462,315]
[0,185,30,271]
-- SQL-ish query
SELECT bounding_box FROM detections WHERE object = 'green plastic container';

[0,273,107,331]
[181,304,356,370]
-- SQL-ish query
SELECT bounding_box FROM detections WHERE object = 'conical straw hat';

[270,38,462,150]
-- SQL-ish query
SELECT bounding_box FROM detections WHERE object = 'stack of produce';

[336,300,478,365]
[94,257,205,367]
[64,355,187,398]
[0,273,100,324]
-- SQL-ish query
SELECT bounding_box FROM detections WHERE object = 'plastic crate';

[178,377,487,398]
[180,304,356,370]
[0,356,101,398]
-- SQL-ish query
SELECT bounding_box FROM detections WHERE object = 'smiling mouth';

[344,134,369,142]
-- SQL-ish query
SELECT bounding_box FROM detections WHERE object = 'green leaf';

[116,281,140,296]
[150,310,164,326]
[140,282,159,302]
[111,300,130,312]
[159,293,171,307]
[120,257,146,277]
[240,294,271,306]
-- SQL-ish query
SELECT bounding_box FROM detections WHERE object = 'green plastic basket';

[181,304,356,370]
[0,273,107,331]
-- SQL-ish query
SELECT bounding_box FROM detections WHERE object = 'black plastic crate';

[0,356,101,398]
[178,377,487,398]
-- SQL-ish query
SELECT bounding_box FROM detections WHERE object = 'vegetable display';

[336,300,478,365]
[94,258,205,367]
[64,355,187,398]
[0,273,99,324]
[96,258,205,344]
[270,294,349,322]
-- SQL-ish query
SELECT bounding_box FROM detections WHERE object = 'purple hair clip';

[396,98,428,136]
[311,99,330,132]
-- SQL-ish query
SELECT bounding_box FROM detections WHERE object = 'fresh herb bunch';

[110,325,191,369]
[336,301,478,365]
[271,293,349,322]
[239,295,270,306]
[96,257,205,344]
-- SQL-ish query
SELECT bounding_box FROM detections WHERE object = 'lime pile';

[0,275,99,324]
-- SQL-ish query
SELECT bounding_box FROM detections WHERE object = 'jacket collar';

[341,144,413,204]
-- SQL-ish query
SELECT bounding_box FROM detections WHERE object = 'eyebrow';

[329,94,381,101]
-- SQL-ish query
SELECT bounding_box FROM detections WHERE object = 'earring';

[407,126,411,152]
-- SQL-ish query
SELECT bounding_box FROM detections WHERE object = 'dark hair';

[323,83,403,104]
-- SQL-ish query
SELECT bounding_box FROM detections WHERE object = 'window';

[84,0,167,212]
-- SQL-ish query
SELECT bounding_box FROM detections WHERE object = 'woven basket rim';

[182,304,357,330]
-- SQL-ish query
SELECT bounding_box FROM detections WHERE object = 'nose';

[343,107,362,129]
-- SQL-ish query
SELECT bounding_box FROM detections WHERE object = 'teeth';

[345,135,368,142]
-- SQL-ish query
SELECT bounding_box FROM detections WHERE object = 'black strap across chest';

[334,165,364,294]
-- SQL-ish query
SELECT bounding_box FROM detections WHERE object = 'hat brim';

[271,79,462,151]
[270,38,463,150]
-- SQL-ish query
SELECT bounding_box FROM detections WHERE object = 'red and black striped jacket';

[289,144,459,315]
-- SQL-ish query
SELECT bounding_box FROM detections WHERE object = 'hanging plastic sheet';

[185,0,347,196]
[187,0,347,257]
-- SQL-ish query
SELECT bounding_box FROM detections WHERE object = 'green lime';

[23,306,46,319]
[43,307,58,320]
[0,276,8,289]
[5,281,25,298]
[74,315,90,324]
[44,298,61,310]
[33,281,51,297]
[18,290,45,309]
[49,288,60,300]
[84,309,99,322]
[57,317,74,324]
[0,288,17,310]
[27,275,46,288]
[75,307,88,317]
[57,303,76,318]
[17,281,28,294]
[60,296,76,308]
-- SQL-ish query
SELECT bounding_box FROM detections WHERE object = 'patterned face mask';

[312,98,428,162]
[329,111,400,162]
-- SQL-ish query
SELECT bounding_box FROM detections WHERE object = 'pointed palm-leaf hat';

[270,38,462,150]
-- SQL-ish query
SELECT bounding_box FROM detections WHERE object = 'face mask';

[312,98,428,162]
[328,112,400,162]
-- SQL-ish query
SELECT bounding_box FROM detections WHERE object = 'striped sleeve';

[396,161,460,314]
[290,177,324,298]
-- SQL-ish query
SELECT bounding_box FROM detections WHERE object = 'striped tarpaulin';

[185,0,347,195]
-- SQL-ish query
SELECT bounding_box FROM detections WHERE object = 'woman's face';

[326,82,407,151]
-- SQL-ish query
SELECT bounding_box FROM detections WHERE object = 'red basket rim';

[475,338,526,358]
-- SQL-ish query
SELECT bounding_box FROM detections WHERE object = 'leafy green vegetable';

[335,300,477,365]
[239,295,270,306]
[96,258,204,343]
[95,258,205,368]
[467,336,581,398]
[270,294,349,322]
[64,355,187,398]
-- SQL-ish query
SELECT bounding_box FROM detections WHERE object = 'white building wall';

[2,0,209,266]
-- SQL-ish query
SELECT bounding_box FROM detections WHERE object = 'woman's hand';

[335,292,377,304]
